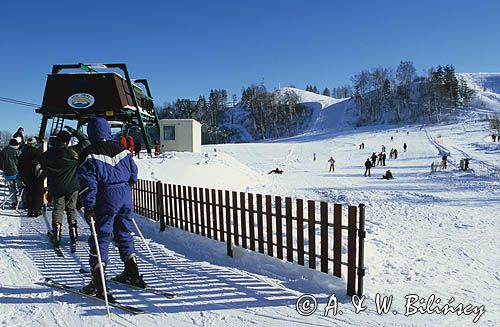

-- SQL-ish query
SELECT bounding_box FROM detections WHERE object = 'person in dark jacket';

[0,139,21,207]
[134,141,142,159]
[17,137,45,217]
[371,153,377,167]
[403,143,407,152]
[328,156,335,172]
[41,126,90,247]
[13,127,25,145]
[382,170,394,180]
[78,118,143,300]
[364,158,372,176]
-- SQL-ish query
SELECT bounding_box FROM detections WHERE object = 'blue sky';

[1,0,499,135]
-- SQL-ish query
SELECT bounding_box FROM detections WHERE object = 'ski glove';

[84,207,95,224]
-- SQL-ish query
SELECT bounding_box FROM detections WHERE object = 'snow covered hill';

[1,74,499,326]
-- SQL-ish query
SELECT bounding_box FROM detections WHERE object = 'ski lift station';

[36,63,161,155]
[159,119,202,153]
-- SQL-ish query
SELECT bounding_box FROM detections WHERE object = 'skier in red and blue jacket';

[78,118,145,299]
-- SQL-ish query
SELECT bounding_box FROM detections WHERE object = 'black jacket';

[365,160,372,169]
[41,130,90,197]
[18,145,43,184]
[0,146,21,176]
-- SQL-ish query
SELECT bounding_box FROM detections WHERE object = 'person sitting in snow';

[78,118,145,301]
[382,169,394,180]
[268,167,284,174]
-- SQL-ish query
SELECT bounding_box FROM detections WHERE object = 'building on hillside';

[159,119,202,153]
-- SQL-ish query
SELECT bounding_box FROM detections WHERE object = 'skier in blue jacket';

[78,118,145,299]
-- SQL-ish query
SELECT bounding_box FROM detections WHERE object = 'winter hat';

[9,138,19,146]
[27,137,37,145]
[57,130,72,144]
[87,117,111,143]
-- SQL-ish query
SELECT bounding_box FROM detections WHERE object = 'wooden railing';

[132,179,366,296]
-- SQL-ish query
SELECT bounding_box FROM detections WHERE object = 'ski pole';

[88,216,111,318]
[131,217,159,267]
[15,188,24,211]
[0,191,16,209]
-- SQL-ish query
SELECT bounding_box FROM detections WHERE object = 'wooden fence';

[132,179,366,296]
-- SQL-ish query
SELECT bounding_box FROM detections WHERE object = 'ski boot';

[81,262,116,302]
[113,253,148,288]
[69,222,78,253]
[48,223,62,248]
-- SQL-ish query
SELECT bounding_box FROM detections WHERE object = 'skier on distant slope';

[328,156,335,172]
[78,118,145,300]
[364,158,372,176]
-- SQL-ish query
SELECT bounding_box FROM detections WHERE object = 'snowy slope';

[1,75,499,326]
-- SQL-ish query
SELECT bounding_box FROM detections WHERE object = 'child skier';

[78,118,145,300]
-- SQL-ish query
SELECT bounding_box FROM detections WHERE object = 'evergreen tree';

[322,88,330,96]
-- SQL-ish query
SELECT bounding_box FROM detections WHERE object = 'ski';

[42,277,144,315]
[79,268,175,298]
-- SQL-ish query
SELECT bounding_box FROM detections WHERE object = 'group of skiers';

[0,120,147,301]
[361,139,408,178]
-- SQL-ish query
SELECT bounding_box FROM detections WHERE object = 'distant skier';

[393,149,399,159]
[328,156,335,172]
[492,134,497,142]
[268,168,284,174]
[391,136,394,141]
[359,143,365,150]
[403,143,407,152]
[381,145,386,152]
[313,152,316,161]
[441,155,448,169]
[364,159,372,176]
[407,131,409,135]
[377,152,383,166]
[127,135,134,156]
[382,152,386,166]
[155,140,160,156]
[463,158,470,171]
[382,169,394,180]
[119,134,127,148]
[78,118,145,301]
[371,153,377,166]
[134,142,142,159]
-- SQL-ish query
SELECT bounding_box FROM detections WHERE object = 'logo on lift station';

[67,93,95,109]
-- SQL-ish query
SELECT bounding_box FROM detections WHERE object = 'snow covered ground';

[1,74,499,326]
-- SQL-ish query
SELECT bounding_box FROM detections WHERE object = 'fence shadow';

[4,210,321,316]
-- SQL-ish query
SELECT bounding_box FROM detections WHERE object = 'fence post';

[297,199,304,266]
[157,181,165,231]
[275,196,283,259]
[188,186,194,233]
[225,191,232,257]
[347,206,357,296]
[333,204,342,278]
[265,195,273,256]
[257,194,264,254]
[198,187,205,236]
[193,187,200,235]
[205,188,211,238]
[320,202,328,273]
[211,189,218,240]
[240,192,247,249]
[308,200,316,269]
[218,190,225,241]
[232,191,239,247]
[357,204,366,297]
[177,185,183,230]
[248,193,255,251]
[285,197,293,263]
[163,184,171,227]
